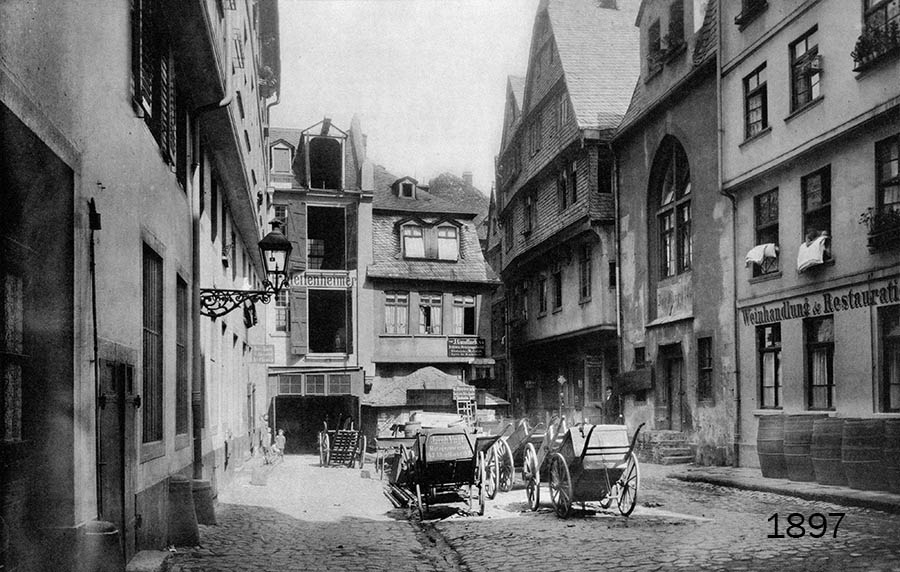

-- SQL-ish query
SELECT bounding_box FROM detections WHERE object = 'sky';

[272,0,541,195]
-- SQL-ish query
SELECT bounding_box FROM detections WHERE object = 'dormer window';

[402,225,425,258]
[401,182,415,198]
[299,119,347,191]
[437,225,459,260]
[271,143,293,172]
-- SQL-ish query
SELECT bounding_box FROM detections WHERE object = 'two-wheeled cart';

[532,422,645,518]
[317,421,366,469]
[397,427,501,517]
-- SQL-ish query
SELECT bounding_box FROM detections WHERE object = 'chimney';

[463,171,473,187]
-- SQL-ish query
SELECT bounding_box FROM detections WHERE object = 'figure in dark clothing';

[602,387,622,424]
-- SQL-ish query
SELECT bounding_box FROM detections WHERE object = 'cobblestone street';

[168,455,900,572]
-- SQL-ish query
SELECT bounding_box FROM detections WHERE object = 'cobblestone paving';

[169,456,900,572]
[433,465,900,572]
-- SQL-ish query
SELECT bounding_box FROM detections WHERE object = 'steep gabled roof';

[267,127,302,149]
[509,76,526,110]
[540,0,641,131]
[373,185,475,217]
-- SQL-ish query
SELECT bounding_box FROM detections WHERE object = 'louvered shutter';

[288,202,307,274]
[158,49,171,159]
[289,288,307,356]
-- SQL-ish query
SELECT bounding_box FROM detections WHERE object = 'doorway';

[656,344,684,431]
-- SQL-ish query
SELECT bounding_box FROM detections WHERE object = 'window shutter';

[165,57,178,165]
[345,202,357,270]
[289,288,307,355]
[345,289,353,354]
[288,202,307,273]
[138,0,155,117]
[424,226,438,259]
[158,48,170,156]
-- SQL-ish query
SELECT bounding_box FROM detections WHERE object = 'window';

[400,182,415,198]
[635,347,646,368]
[211,174,219,240]
[275,290,289,332]
[132,0,178,163]
[744,64,768,139]
[579,244,592,300]
[273,204,287,224]
[271,145,292,172]
[648,19,662,62]
[801,166,831,248]
[598,160,613,194]
[384,291,408,334]
[876,134,900,214]
[306,136,343,189]
[306,374,326,395]
[1,272,24,441]
[142,244,164,443]
[569,161,578,204]
[668,1,685,49]
[402,225,425,258]
[698,336,713,401]
[328,374,351,395]
[864,0,900,37]
[735,0,768,27]
[278,374,303,395]
[418,293,443,335]
[236,91,245,119]
[307,238,325,270]
[538,275,548,314]
[608,261,617,289]
[175,276,188,435]
[558,93,568,129]
[552,269,563,310]
[806,316,834,410]
[437,226,459,260]
[656,139,692,277]
[557,168,569,210]
[758,324,782,408]
[308,289,352,353]
[790,27,821,111]
[881,304,900,412]
[504,215,514,251]
[524,194,535,234]
[754,189,779,276]
[528,115,542,156]
[452,294,476,335]
[491,303,505,346]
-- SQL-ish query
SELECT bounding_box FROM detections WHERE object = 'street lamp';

[199,220,293,318]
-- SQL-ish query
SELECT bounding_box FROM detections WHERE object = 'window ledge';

[413,333,445,338]
[552,306,563,314]
[537,311,547,319]
[141,440,166,463]
[734,2,768,30]
[380,334,414,338]
[270,332,289,338]
[752,409,784,416]
[578,296,592,305]
[740,126,772,148]
[785,96,824,123]
[798,257,835,275]
[749,270,782,284]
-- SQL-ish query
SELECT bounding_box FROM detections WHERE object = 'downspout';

[714,5,742,468]
[192,6,234,480]
[88,198,102,519]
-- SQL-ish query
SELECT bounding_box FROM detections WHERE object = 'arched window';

[653,138,691,277]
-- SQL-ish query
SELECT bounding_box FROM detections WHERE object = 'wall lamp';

[200,220,292,319]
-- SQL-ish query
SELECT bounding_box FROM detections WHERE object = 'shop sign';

[452,385,476,401]
[447,337,485,357]
[741,278,900,326]
[250,345,275,363]
[289,270,355,289]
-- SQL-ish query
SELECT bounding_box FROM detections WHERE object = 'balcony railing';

[860,207,900,252]
[851,23,900,73]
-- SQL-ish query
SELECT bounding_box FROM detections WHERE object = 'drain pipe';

[192,7,234,480]
[88,198,102,519]
[713,6,742,468]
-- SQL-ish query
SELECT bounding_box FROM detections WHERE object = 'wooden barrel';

[757,415,787,478]
[783,414,828,482]
[885,419,900,494]
[811,418,847,486]
[842,419,887,491]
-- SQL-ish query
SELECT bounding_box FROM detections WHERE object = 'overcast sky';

[272,0,541,195]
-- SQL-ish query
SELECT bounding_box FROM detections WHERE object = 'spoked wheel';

[356,436,367,469]
[319,433,330,467]
[524,443,540,511]
[416,483,427,519]
[548,452,572,519]
[617,452,640,517]
[485,445,499,500]
[497,440,515,493]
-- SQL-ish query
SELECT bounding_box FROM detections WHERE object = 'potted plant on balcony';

[860,207,900,251]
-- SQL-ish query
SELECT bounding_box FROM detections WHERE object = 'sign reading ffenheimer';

[288,270,355,289]
[447,337,485,357]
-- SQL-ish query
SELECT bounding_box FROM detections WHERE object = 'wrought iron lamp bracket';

[199,278,288,319]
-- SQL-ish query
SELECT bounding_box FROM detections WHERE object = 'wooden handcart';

[317,421,366,469]
[397,427,502,517]
[529,422,645,518]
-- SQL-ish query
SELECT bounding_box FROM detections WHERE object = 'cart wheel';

[357,436,367,470]
[485,445,499,500]
[524,443,540,511]
[617,452,640,517]
[416,483,427,518]
[497,440,515,493]
[476,450,486,516]
[319,433,330,467]
[548,453,572,519]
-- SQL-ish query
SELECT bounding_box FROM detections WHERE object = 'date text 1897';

[768,513,845,538]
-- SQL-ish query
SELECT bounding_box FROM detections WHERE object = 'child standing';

[274,428,286,459]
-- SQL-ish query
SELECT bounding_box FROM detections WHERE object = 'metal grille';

[142,245,164,442]
[175,276,188,435]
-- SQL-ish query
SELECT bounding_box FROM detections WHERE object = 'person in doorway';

[602,387,623,424]
[274,428,286,459]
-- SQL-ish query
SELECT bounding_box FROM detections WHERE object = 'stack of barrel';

[757,416,900,494]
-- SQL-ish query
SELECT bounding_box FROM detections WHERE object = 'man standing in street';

[602,387,622,424]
